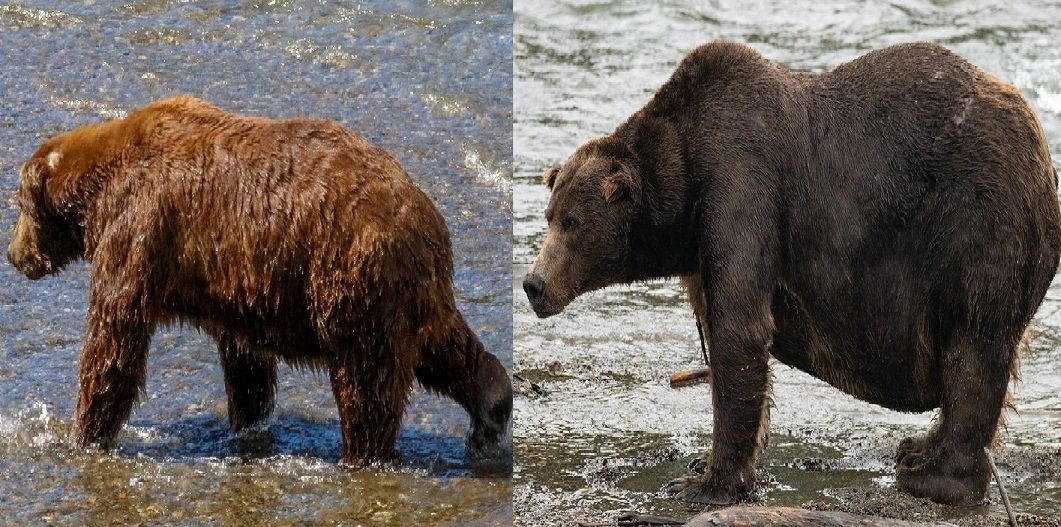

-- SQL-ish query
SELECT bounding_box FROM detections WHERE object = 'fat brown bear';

[7,96,512,465]
[523,41,1061,506]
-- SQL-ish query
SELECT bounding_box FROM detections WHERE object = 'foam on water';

[465,148,514,195]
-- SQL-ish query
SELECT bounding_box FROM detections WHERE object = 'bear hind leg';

[415,311,512,457]
[895,332,1016,505]
[217,335,278,432]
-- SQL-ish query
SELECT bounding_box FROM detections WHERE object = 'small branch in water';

[513,373,548,398]
[667,314,713,388]
[669,367,712,388]
[985,447,1017,527]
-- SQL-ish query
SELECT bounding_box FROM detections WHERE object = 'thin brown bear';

[8,96,511,465]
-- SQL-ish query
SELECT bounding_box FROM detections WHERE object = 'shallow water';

[0,1,512,525]
[513,1,1061,525]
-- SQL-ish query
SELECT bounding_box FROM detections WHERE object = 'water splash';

[0,401,62,448]
[465,148,513,195]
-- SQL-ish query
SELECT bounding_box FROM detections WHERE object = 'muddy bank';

[514,399,1061,526]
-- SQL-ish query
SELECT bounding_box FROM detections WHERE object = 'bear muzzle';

[7,249,50,280]
[7,224,50,280]
[522,273,555,318]
[523,273,544,302]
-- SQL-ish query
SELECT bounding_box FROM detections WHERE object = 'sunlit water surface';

[514,1,1061,525]
[0,1,512,525]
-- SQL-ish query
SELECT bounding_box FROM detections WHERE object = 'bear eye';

[561,217,578,230]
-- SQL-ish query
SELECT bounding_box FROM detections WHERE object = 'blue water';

[0,1,512,525]
[514,1,1061,525]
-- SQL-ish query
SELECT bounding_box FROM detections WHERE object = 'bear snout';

[523,273,545,304]
[8,251,47,280]
[7,232,48,280]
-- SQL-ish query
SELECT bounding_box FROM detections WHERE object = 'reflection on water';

[514,1,1061,525]
[0,1,512,525]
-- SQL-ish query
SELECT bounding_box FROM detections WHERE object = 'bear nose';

[523,274,545,303]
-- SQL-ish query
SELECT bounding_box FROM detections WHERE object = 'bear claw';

[687,455,710,474]
[663,475,739,505]
[896,435,931,465]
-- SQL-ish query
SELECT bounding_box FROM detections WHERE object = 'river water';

[514,1,1061,525]
[0,1,512,525]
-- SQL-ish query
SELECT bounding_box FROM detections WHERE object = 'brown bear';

[523,41,1061,506]
[7,96,511,466]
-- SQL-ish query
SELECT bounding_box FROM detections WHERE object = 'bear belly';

[768,284,942,413]
[178,299,327,364]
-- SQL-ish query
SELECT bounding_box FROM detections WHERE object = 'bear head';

[524,136,642,318]
[8,137,87,280]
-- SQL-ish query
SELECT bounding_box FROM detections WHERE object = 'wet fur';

[529,42,1060,505]
[8,96,512,464]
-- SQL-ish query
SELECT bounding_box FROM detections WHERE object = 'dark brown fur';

[8,96,512,465]
[524,41,1060,505]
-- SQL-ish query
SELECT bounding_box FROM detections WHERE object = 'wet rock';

[617,506,959,526]
[683,506,957,526]
[514,373,548,398]
[788,457,834,472]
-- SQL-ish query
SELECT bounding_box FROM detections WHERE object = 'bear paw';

[895,444,989,506]
[467,421,507,459]
[663,474,744,505]
[467,385,512,459]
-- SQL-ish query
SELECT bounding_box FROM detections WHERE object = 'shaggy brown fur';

[8,96,511,465]
[524,41,1061,505]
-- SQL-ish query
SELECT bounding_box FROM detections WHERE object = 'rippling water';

[514,1,1061,525]
[0,1,511,525]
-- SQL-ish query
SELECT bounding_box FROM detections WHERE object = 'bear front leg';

[74,289,154,448]
[415,311,512,457]
[217,335,277,432]
[665,310,773,505]
[666,170,779,505]
[329,347,415,467]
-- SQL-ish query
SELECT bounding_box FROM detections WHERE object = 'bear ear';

[602,167,639,204]
[21,159,43,190]
[543,167,560,190]
[22,148,62,191]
